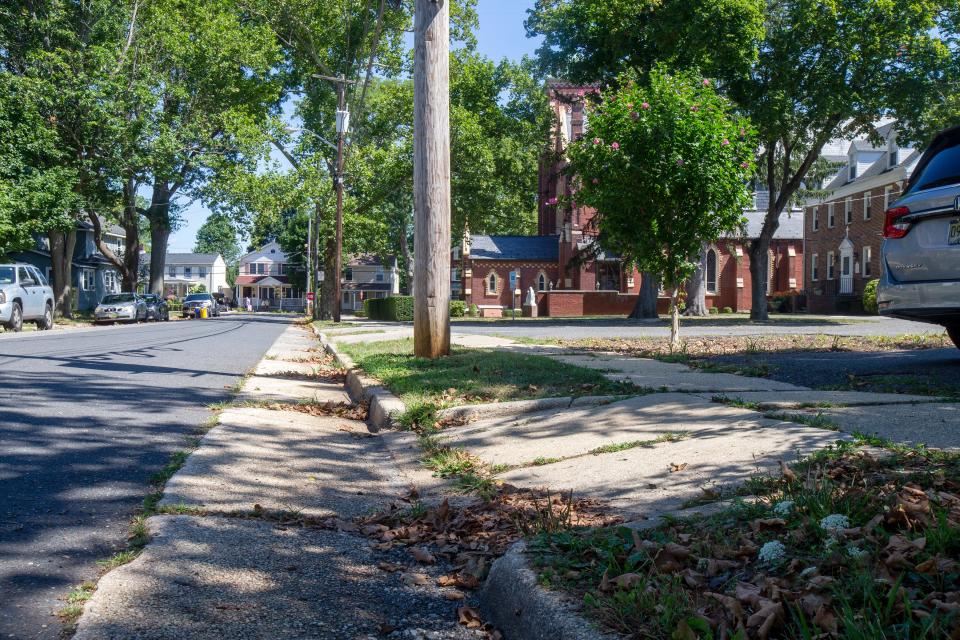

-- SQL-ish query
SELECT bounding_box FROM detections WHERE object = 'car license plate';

[950,219,960,246]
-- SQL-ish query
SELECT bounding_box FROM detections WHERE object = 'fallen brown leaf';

[457,606,484,629]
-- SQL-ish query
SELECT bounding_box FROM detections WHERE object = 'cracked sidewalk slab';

[73,516,485,640]
[440,394,787,468]
[699,390,948,409]
[159,408,397,519]
[796,402,960,449]
[238,374,351,404]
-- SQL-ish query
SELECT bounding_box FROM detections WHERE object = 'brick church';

[452,82,804,317]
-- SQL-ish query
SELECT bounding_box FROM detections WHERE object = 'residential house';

[9,219,125,311]
[452,81,804,317]
[161,253,228,299]
[234,240,303,310]
[804,123,920,313]
[341,254,401,313]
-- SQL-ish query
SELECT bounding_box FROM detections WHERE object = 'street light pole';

[334,81,347,323]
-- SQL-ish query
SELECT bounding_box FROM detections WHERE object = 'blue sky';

[167,0,541,252]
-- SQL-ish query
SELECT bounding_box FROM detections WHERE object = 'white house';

[234,241,303,310]
[341,254,401,312]
[162,253,229,299]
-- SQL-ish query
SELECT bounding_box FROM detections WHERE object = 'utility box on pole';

[413,0,451,358]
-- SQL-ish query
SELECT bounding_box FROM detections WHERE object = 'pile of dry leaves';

[532,446,960,639]
[351,486,620,636]
[264,400,369,421]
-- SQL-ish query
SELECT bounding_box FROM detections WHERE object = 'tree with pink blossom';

[567,68,754,347]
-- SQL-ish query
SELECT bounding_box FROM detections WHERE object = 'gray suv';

[879,125,960,347]
[0,264,55,332]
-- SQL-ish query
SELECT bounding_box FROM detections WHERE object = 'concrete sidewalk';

[73,324,487,640]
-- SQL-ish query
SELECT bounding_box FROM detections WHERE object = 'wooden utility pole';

[333,81,347,323]
[413,0,451,358]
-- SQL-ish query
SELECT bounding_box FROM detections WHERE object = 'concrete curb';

[436,395,624,424]
[312,324,407,431]
[479,541,615,640]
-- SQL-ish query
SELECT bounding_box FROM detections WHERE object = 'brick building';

[805,124,919,313]
[453,81,804,317]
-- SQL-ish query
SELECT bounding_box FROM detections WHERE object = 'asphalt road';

[0,314,292,639]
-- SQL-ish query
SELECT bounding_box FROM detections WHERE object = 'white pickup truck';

[0,264,55,332]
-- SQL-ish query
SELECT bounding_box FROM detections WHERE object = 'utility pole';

[313,74,354,323]
[413,0,451,358]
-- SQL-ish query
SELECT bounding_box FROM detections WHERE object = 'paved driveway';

[0,315,292,639]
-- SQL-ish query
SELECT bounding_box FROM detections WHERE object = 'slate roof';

[468,235,559,261]
[741,210,805,240]
[165,253,221,265]
[342,282,393,292]
[347,254,397,267]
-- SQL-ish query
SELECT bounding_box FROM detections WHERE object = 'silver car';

[879,125,960,347]
[94,293,147,323]
[0,264,55,332]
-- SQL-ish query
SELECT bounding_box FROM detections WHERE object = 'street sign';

[306,292,315,301]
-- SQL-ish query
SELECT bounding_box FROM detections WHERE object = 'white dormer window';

[849,161,857,181]
[888,146,898,168]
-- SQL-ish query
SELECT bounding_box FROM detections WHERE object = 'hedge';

[863,278,879,314]
[364,296,466,321]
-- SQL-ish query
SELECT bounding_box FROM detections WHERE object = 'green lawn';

[337,338,637,409]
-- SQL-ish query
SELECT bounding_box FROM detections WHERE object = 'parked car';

[0,263,55,332]
[879,125,960,348]
[142,294,170,322]
[94,293,147,324]
[181,292,220,318]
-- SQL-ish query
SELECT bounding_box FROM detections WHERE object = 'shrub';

[354,308,367,318]
[468,303,479,317]
[709,306,719,314]
[188,283,207,294]
[385,295,414,321]
[863,278,879,314]
[721,306,733,314]
[450,300,466,318]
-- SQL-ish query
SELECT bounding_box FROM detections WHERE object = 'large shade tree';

[566,69,754,347]
[528,0,960,320]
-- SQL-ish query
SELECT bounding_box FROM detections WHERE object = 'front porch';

[236,278,304,312]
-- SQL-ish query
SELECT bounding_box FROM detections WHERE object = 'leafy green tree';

[529,0,960,320]
[194,212,241,286]
[566,69,754,347]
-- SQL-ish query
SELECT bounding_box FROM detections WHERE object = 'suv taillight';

[884,206,912,239]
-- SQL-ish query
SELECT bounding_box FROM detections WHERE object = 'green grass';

[530,441,960,639]
[765,410,841,431]
[588,433,686,455]
[819,373,960,400]
[338,338,639,410]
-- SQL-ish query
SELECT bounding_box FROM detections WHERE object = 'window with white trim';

[451,268,460,282]
[826,251,835,280]
[883,185,893,210]
[537,272,547,291]
[811,254,819,281]
[167,265,176,277]
[486,272,498,295]
[81,269,95,291]
[844,198,853,225]
[104,270,118,293]
[198,267,207,278]
[184,266,192,278]
[705,249,718,294]
[863,246,872,277]
[863,192,871,220]
[828,203,835,228]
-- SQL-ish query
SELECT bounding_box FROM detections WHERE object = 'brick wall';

[459,260,558,309]
[806,179,901,313]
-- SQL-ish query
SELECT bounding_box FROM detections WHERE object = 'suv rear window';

[907,140,960,194]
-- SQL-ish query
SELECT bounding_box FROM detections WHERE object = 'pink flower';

[593,137,601,145]
[722,139,730,146]
[577,89,585,97]
[740,128,747,137]
[691,105,700,112]
[702,79,711,87]
[741,162,750,169]
[610,142,620,150]
[630,111,639,120]
[546,197,558,205]
[592,178,599,184]
[626,103,634,108]
[676,158,684,166]
[641,102,650,110]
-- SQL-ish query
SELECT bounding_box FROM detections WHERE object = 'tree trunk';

[684,244,708,316]
[398,212,414,294]
[629,271,659,319]
[318,235,337,320]
[88,200,140,293]
[748,239,770,321]
[669,285,682,350]
[147,182,173,295]
[48,228,76,318]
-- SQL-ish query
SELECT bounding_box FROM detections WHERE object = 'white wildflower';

[847,545,868,560]
[758,540,787,565]
[819,514,850,534]
[773,500,795,517]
